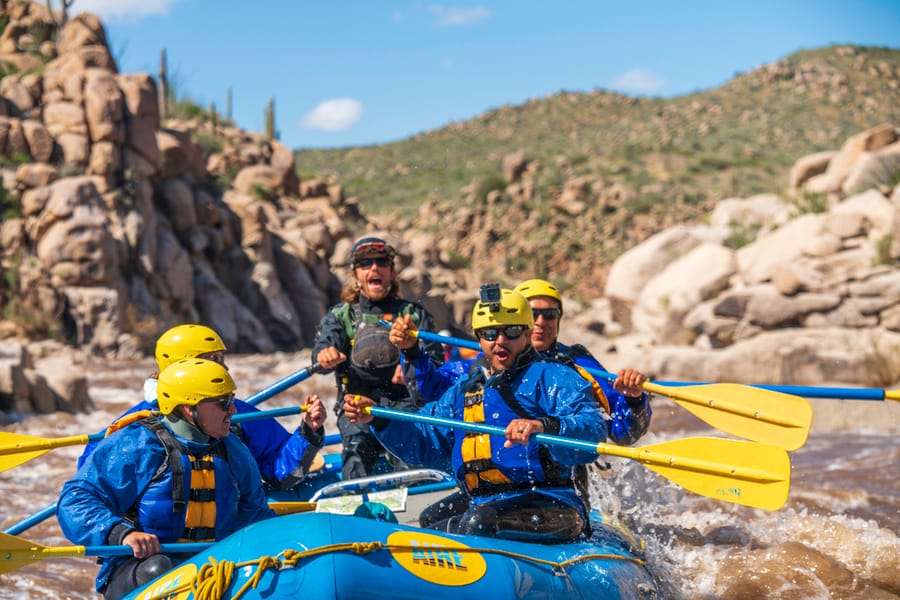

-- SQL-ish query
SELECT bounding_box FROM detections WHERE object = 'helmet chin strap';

[169,404,212,438]
[189,405,212,437]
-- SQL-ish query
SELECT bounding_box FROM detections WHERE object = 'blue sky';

[68,1,899,150]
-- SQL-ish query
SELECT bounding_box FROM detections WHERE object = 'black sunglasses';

[203,393,235,411]
[475,325,528,342]
[532,308,561,321]
[355,257,392,268]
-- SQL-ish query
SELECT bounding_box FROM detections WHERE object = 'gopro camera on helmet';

[480,282,502,311]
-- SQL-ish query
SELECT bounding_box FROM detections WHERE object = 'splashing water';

[1,355,897,599]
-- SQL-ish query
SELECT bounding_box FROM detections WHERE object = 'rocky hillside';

[297,45,900,297]
[0,1,898,414]
[581,123,900,389]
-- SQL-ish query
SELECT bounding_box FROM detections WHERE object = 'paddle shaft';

[657,380,896,401]
[3,504,57,536]
[0,531,212,573]
[0,405,306,457]
[3,470,333,536]
[367,406,779,484]
[408,325,893,402]
[404,321,804,428]
[78,541,212,557]
[245,362,324,406]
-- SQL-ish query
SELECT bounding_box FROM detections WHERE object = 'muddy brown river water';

[1,352,897,599]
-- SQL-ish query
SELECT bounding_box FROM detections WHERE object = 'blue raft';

[123,469,660,600]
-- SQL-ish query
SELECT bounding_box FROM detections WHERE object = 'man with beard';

[345,287,619,542]
[313,236,444,480]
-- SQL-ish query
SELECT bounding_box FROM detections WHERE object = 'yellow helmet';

[155,324,226,370]
[514,279,563,313]
[471,289,534,331]
[156,358,236,415]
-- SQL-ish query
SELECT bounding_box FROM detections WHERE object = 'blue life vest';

[129,418,240,542]
[452,369,572,497]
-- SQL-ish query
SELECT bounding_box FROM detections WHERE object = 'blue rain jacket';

[410,341,651,446]
[78,378,323,489]
[59,418,274,592]
[548,342,652,446]
[411,354,478,402]
[372,353,606,517]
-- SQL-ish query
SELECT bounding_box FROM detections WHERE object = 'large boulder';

[789,150,836,191]
[632,243,736,343]
[805,123,899,194]
[605,226,705,329]
[736,214,824,284]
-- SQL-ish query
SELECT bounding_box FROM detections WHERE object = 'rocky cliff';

[0,2,898,415]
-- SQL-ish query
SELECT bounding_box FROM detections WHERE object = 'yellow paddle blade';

[645,382,812,451]
[267,501,318,516]
[0,532,87,574]
[597,436,791,511]
[886,389,899,402]
[0,432,91,473]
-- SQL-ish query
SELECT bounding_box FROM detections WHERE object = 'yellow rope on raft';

[139,540,646,600]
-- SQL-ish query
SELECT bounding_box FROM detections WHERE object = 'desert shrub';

[473,172,507,204]
[790,190,828,214]
[723,220,762,249]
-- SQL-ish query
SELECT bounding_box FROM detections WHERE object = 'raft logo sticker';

[134,563,197,600]
[388,531,487,586]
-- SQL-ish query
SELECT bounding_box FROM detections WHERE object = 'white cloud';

[65,0,180,21]
[609,68,666,95]
[428,4,491,27]
[300,99,363,132]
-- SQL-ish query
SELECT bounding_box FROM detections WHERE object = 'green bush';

[0,152,32,167]
[889,168,900,188]
[194,131,224,154]
[473,172,507,204]
[723,220,762,249]
[250,182,276,202]
[445,249,470,269]
[874,234,896,266]
[0,187,21,219]
[791,190,829,215]
[172,99,211,121]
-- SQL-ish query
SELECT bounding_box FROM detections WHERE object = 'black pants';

[104,555,173,600]
[336,393,417,480]
[419,489,470,528]
[337,412,388,480]
[425,491,586,543]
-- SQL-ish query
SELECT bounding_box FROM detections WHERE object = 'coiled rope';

[139,540,645,600]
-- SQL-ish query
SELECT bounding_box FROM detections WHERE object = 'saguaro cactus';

[158,48,168,121]
[265,97,276,140]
